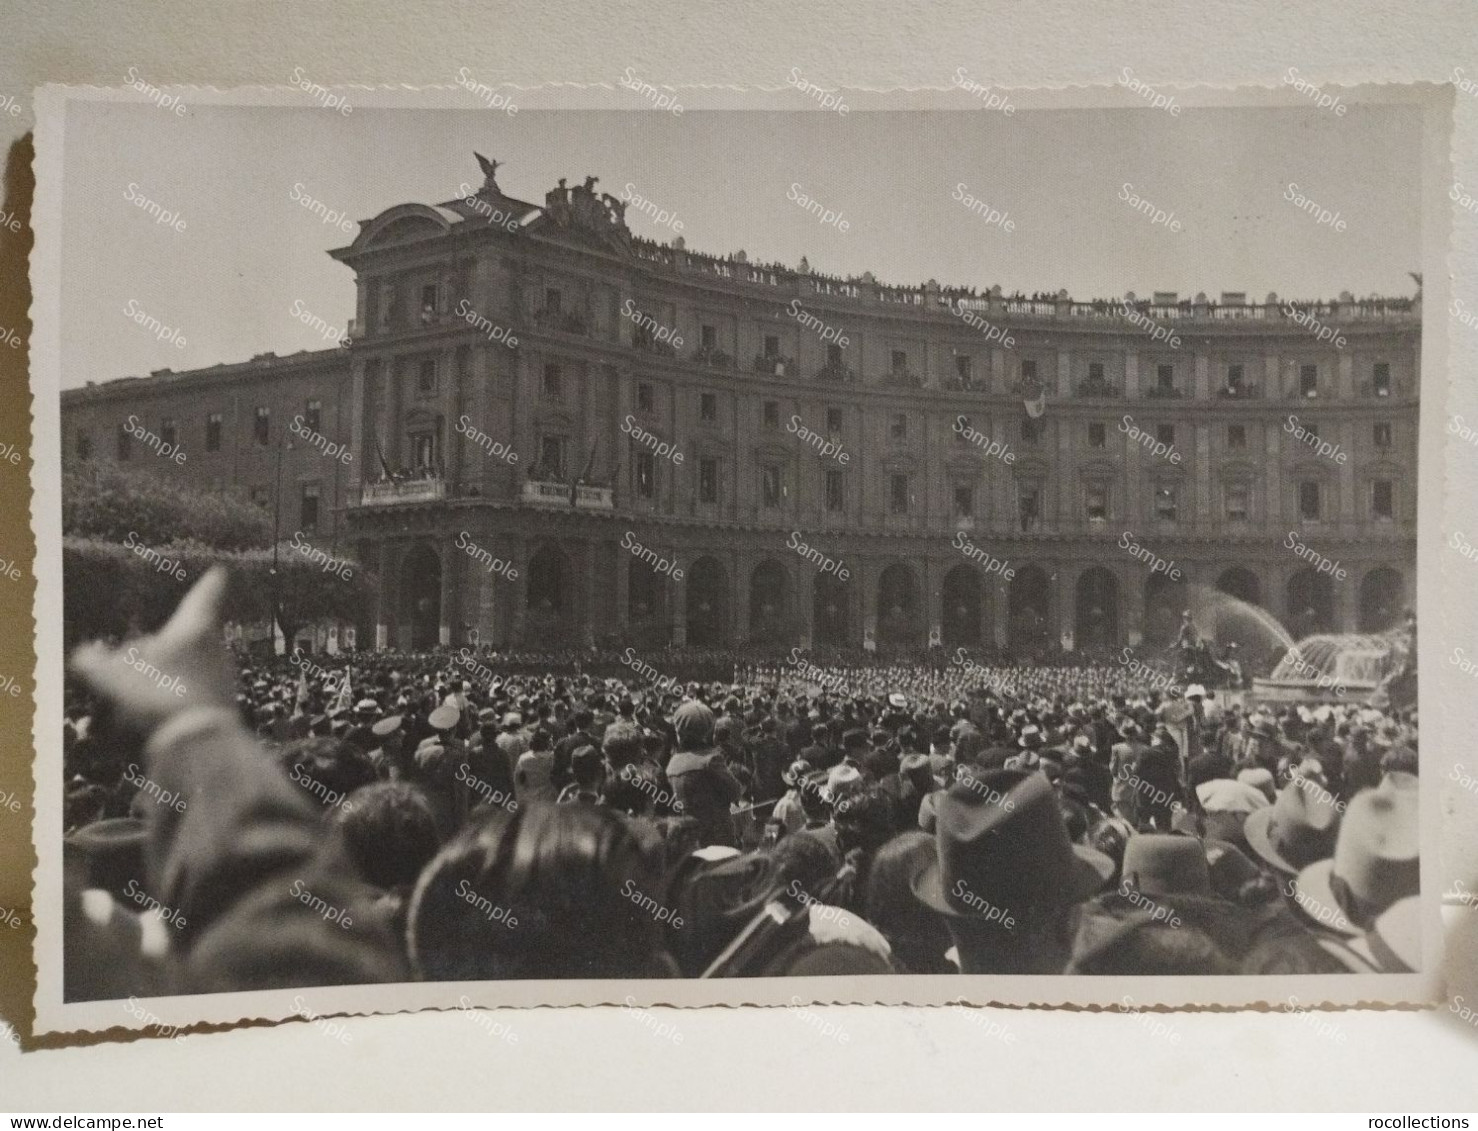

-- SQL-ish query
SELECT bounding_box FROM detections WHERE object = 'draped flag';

[334,667,353,714]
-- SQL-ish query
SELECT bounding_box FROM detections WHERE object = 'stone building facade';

[61,158,1420,656]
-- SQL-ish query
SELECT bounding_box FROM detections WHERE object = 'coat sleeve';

[141,706,408,992]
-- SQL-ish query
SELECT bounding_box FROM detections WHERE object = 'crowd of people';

[60,567,1420,999]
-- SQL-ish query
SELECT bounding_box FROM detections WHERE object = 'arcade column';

[376,543,397,651]
[439,536,457,647]
[796,566,815,652]
[670,550,687,647]
[924,555,944,649]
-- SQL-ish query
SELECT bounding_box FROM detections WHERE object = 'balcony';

[692,344,733,369]
[880,370,923,389]
[1075,377,1120,399]
[752,353,795,377]
[814,362,856,384]
[360,476,447,506]
[521,478,614,510]
[1217,381,1262,400]
[534,308,589,336]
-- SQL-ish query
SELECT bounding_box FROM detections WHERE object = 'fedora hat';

[1365,895,1420,973]
[1120,834,1211,897]
[911,769,1112,923]
[1243,779,1341,876]
[1292,773,1418,936]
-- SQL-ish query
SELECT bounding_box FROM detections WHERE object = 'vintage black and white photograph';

[28,79,1445,1033]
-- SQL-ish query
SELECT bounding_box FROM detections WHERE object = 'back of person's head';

[770,828,841,898]
[601,721,644,768]
[570,745,605,791]
[529,727,553,753]
[408,804,674,980]
[834,783,899,856]
[335,781,442,891]
[279,736,377,810]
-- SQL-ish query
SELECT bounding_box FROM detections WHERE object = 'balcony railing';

[360,476,447,506]
[752,353,795,377]
[521,479,615,510]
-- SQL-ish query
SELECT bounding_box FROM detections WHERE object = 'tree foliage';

[63,463,270,551]
[62,468,374,646]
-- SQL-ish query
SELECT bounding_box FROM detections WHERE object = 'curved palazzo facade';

[61,164,1420,655]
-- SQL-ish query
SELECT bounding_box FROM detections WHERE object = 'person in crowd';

[60,564,1418,989]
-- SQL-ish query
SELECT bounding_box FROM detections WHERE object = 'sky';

[57,100,1423,388]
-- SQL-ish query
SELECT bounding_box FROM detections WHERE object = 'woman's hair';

[335,781,443,891]
[407,804,672,981]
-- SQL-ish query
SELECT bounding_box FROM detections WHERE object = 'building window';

[1088,361,1105,382]
[159,418,177,449]
[701,324,717,350]
[1021,418,1042,445]
[955,354,972,382]
[418,358,437,396]
[890,474,909,514]
[826,469,846,512]
[1374,422,1392,448]
[421,283,439,322]
[412,432,437,470]
[1228,423,1246,450]
[254,406,270,446]
[699,457,718,504]
[827,342,844,368]
[1156,423,1175,448]
[1157,363,1175,392]
[117,424,132,461]
[1225,363,1245,396]
[544,287,562,314]
[637,382,653,412]
[891,349,908,374]
[763,400,779,428]
[700,392,717,422]
[542,363,562,400]
[635,451,656,498]
[764,334,780,359]
[305,399,322,433]
[1021,358,1037,381]
[1155,484,1178,522]
[1088,422,1106,448]
[1225,482,1250,522]
[890,413,907,440]
[1372,480,1394,520]
[300,483,321,532]
[1086,484,1108,522]
[1018,485,1040,531]
[76,429,92,460]
[250,485,270,508]
[1303,422,1320,442]
[1373,362,1391,397]
[1300,363,1318,398]
[539,436,564,478]
[954,485,974,518]
[206,412,223,452]
[826,407,844,435]
[956,415,972,443]
[762,464,782,508]
[1299,480,1321,520]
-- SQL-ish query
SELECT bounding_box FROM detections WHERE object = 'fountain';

[1253,630,1409,705]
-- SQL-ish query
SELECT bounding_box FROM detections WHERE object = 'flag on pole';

[334,667,353,714]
